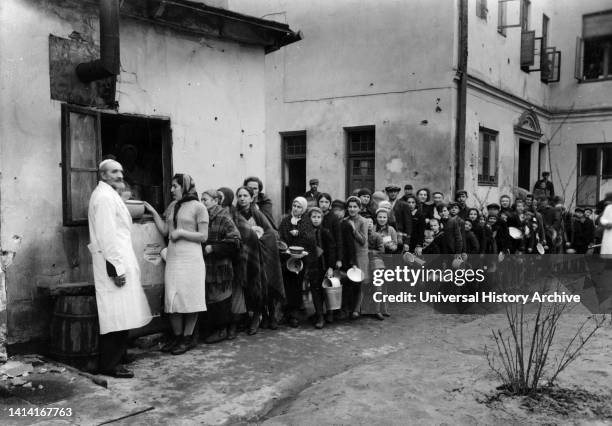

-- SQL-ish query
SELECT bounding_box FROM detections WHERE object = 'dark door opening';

[101,115,172,213]
[281,132,307,214]
[518,140,532,190]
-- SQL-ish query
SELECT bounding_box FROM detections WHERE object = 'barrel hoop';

[52,313,98,319]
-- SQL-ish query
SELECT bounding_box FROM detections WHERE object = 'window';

[61,104,172,226]
[281,132,307,212]
[577,144,612,206]
[346,127,375,196]
[497,0,507,35]
[576,10,612,81]
[476,0,488,20]
[520,0,530,32]
[478,128,498,186]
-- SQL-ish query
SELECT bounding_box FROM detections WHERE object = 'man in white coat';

[88,159,152,378]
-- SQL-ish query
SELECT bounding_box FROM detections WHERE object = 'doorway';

[281,132,307,214]
[518,140,532,190]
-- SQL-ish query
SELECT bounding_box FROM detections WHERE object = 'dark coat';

[392,199,413,240]
[254,192,277,230]
[408,210,426,251]
[322,211,343,265]
[339,220,357,269]
[307,226,337,282]
[571,218,595,251]
[442,216,464,254]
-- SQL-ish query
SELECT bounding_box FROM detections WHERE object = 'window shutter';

[574,36,583,81]
[547,50,561,83]
[61,104,102,226]
[520,30,536,67]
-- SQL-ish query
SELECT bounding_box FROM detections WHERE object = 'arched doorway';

[514,110,544,191]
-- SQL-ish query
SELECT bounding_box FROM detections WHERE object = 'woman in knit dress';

[343,196,369,319]
[145,174,208,355]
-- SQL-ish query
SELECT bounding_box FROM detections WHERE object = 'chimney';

[76,0,120,83]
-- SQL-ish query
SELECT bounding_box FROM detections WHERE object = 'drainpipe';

[454,0,468,193]
[76,0,120,83]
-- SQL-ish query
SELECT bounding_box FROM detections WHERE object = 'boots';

[171,335,195,355]
[161,334,181,353]
[247,312,261,335]
[312,288,325,329]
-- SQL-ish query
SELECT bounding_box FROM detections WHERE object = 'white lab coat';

[88,181,152,334]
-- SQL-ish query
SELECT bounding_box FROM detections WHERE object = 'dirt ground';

[1,300,611,425]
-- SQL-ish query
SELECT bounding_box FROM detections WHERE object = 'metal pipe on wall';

[76,0,120,83]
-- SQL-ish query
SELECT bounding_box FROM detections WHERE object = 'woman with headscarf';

[236,186,285,334]
[217,187,258,338]
[343,196,369,319]
[200,189,241,344]
[278,196,316,327]
[144,174,208,355]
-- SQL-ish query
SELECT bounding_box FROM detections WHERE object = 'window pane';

[489,137,497,179]
[580,146,599,175]
[349,129,375,153]
[603,145,612,176]
[69,112,97,169]
[70,171,97,221]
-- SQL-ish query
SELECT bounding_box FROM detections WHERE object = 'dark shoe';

[121,352,137,364]
[351,311,360,320]
[269,318,279,330]
[260,315,270,330]
[205,329,227,344]
[374,313,385,321]
[101,365,134,378]
[227,324,237,340]
[171,335,194,355]
[314,315,325,329]
[247,315,260,335]
[289,317,299,328]
[335,310,349,320]
[160,335,181,353]
[325,312,334,324]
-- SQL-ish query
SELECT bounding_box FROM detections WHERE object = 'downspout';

[76,0,120,83]
[454,0,468,193]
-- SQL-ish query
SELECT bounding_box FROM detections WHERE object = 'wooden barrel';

[49,294,99,372]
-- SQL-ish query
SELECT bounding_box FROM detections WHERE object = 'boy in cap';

[533,171,555,199]
[455,190,469,220]
[304,178,320,208]
[570,207,595,254]
[399,184,414,203]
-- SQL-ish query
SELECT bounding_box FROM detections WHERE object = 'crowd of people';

[88,159,612,377]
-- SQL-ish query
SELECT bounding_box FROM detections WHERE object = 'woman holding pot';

[342,196,369,319]
[278,196,316,327]
[144,174,208,355]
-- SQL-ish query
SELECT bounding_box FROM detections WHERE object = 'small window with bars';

[283,134,307,158]
[346,127,375,195]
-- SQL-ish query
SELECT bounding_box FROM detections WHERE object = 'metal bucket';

[322,278,342,310]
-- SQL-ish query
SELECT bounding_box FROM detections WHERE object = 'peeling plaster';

[385,158,404,174]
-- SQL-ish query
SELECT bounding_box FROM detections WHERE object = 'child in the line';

[307,207,336,329]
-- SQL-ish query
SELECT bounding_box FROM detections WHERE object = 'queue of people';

[89,158,612,377]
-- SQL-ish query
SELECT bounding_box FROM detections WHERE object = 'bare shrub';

[485,301,605,395]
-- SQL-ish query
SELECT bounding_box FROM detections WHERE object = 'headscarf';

[218,187,234,208]
[172,173,199,228]
[291,196,308,225]
[378,200,392,211]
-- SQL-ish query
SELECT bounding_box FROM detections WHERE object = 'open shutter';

[61,104,102,226]
[546,50,561,83]
[574,36,583,81]
[520,30,536,68]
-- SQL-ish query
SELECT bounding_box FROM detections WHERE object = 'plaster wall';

[231,0,458,217]
[546,0,612,109]
[467,0,550,106]
[465,89,550,210]
[0,0,266,344]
